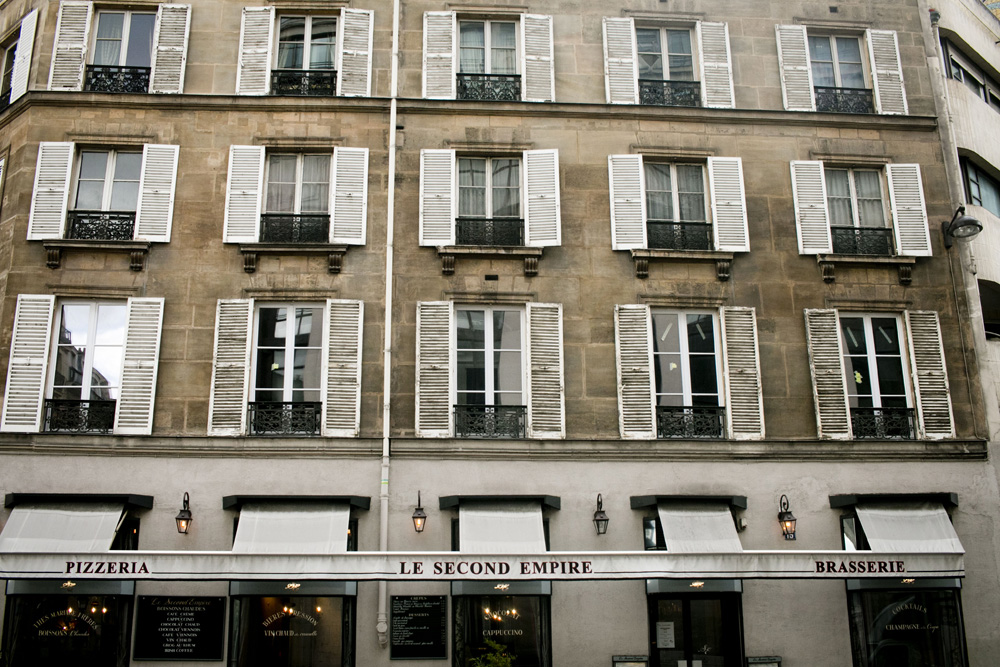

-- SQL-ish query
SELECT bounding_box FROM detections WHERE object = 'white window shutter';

[113,298,164,436]
[721,307,764,440]
[330,147,368,245]
[208,299,253,436]
[708,157,749,252]
[423,11,456,99]
[775,24,815,112]
[887,163,931,257]
[419,149,455,246]
[337,8,373,97]
[10,9,38,103]
[0,295,55,433]
[524,149,561,247]
[804,308,852,439]
[149,4,191,94]
[526,302,564,439]
[603,17,638,104]
[608,154,646,250]
[416,301,453,437]
[790,160,832,254]
[323,299,363,437]
[614,304,655,439]
[223,145,265,243]
[697,21,734,109]
[236,6,274,95]
[867,29,907,115]
[134,144,179,242]
[905,311,955,439]
[48,1,92,91]
[521,14,554,102]
[27,142,74,240]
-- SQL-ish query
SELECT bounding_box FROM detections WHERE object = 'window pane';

[854,171,885,228]
[645,164,673,221]
[457,350,486,392]
[493,350,522,393]
[125,14,155,68]
[459,22,485,74]
[457,310,485,349]
[651,312,679,353]
[844,356,873,403]
[293,349,322,390]
[840,318,867,354]
[491,23,517,75]
[839,62,866,89]
[277,18,305,69]
[808,36,832,63]
[266,156,297,212]
[292,308,322,347]
[676,165,706,222]
[110,153,142,211]
[309,18,337,69]
[688,356,719,396]
[826,169,854,227]
[59,305,91,345]
[257,308,287,347]
[255,349,285,390]
[459,159,487,217]
[636,29,663,80]
[686,314,715,354]
[301,156,330,212]
[666,30,693,80]
[870,318,900,354]
[811,62,836,88]
[653,353,683,397]
[94,13,124,66]
[492,160,520,218]
[95,304,126,345]
[89,347,122,397]
[835,37,862,64]
[493,310,521,349]
[875,357,906,398]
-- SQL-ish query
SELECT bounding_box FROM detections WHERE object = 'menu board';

[133,596,226,661]
[390,595,447,660]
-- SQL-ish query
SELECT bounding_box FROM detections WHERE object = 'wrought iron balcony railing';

[850,407,915,439]
[67,211,136,241]
[84,65,151,93]
[43,399,116,433]
[455,217,525,246]
[656,405,725,438]
[454,404,527,439]
[638,79,701,107]
[831,226,894,256]
[270,69,337,96]
[647,221,712,250]
[814,86,874,114]
[259,213,331,243]
[456,73,521,101]
[248,401,322,436]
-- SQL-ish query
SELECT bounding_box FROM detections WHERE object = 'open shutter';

[603,17,638,104]
[236,6,274,95]
[887,163,931,257]
[323,299,363,437]
[708,157,749,252]
[615,304,655,439]
[27,142,74,240]
[208,299,253,436]
[416,301,453,437]
[330,147,368,245]
[775,24,815,111]
[0,295,55,433]
[905,311,954,439]
[419,149,455,246]
[337,8,373,97]
[524,149,561,247]
[608,154,646,250]
[804,309,851,439]
[48,1,92,91]
[134,144,179,242]
[10,9,38,103]
[423,11,456,99]
[113,298,164,435]
[149,4,191,94]
[867,29,907,115]
[790,160,832,254]
[526,303,564,439]
[721,307,764,440]
[223,145,265,243]
[697,21,734,109]
[521,14,554,102]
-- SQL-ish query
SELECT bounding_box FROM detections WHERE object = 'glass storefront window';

[453,595,550,667]
[647,593,743,667]
[228,596,353,667]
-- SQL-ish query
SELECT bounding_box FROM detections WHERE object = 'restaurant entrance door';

[647,592,743,667]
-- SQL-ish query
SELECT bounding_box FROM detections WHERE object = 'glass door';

[648,594,743,667]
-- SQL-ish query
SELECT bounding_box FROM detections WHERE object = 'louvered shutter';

[526,303,564,438]
[419,149,455,246]
[697,21,734,109]
[10,9,38,103]
[721,307,764,440]
[330,147,368,245]
[113,298,164,435]
[27,142,74,240]
[521,14,554,102]
[0,295,55,433]
[615,304,655,439]
[416,301,453,437]
[708,157,749,252]
[867,29,907,115]
[423,12,456,99]
[790,161,832,254]
[134,144,179,242]
[603,17,638,104]
[208,299,253,436]
[323,299,363,437]
[223,145,265,243]
[337,8,373,97]
[804,309,851,439]
[236,6,274,95]
[149,4,191,94]
[905,311,954,439]
[775,24,815,111]
[887,163,931,257]
[48,1,92,91]
[608,154,646,250]
[524,149,560,247]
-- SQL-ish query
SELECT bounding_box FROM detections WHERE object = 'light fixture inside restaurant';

[942,205,982,248]
[689,581,705,588]
[593,494,610,535]
[778,494,797,540]
[412,491,427,533]
[60,581,76,589]
[175,492,192,534]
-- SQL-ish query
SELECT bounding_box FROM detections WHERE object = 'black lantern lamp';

[778,494,796,540]
[942,206,982,248]
[412,492,427,533]
[593,494,609,535]
[175,492,192,534]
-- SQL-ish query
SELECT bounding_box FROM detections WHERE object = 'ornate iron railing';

[647,221,712,250]
[814,86,874,114]
[270,69,337,96]
[67,211,136,241]
[656,405,725,438]
[455,217,525,246]
[831,226,894,256]
[43,399,116,433]
[248,401,322,436]
[84,65,151,94]
[638,79,701,107]
[850,407,915,439]
[456,73,521,101]
[454,404,526,439]
[259,214,331,243]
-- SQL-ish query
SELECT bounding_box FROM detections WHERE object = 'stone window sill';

[238,243,349,273]
[629,248,735,280]
[42,240,151,272]
[815,254,916,285]
[437,245,544,276]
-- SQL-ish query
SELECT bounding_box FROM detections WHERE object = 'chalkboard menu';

[133,596,226,661]
[390,595,447,660]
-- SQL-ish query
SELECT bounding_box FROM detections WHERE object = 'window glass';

[52,302,126,401]
[309,18,337,70]
[808,36,836,87]
[454,595,550,667]
[490,23,517,75]
[666,29,693,80]
[491,159,519,217]
[109,152,141,210]
[456,307,523,406]
[1,42,17,96]
[840,315,908,410]
[253,306,323,403]
[835,37,865,88]
[229,596,350,667]
[645,164,673,221]
[651,311,719,408]
[301,155,330,213]
[809,35,865,88]
[826,169,854,226]
[93,13,124,66]
[648,594,743,667]
[75,152,110,210]
[125,14,155,68]
[459,22,486,74]
[637,29,663,80]
[676,165,706,222]
[963,161,1000,218]
[277,18,306,69]
[459,158,487,217]
[854,170,885,227]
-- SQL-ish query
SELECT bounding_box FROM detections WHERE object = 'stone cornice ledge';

[0,435,383,458]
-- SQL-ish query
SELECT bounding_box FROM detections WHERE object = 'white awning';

[657,503,743,553]
[0,504,124,552]
[232,503,350,554]
[459,501,546,553]
[856,503,964,553]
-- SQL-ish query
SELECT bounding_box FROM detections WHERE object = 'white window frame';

[838,313,913,410]
[91,10,156,67]
[643,161,709,223]
[457,156,522,219]
[273,14,337,71]
[263,153,332,214]
[47,300,127,402]
[651,309,723,409]
[0,40,17,98]
[457,19,520,75]
[71,148,143,212]
[824,166,889,230]
[454,305,527,408]
[250,303,325,404]
[806,33,869,89]
[634,25,698,82]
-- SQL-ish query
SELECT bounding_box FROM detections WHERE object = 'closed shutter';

[708,157,749,252]
[721,307,764,440]
[775,24,815,111]
[330,147,368,244]
[113,298,164,435]
[867,29,907,115]
[614,304,655,439]
[524,149,560,247]
[48,1,92,91]
[521,14,554,102]
[697,22,734,109]
[149,4,191,94]
[419,149,455,246]
[887,163,931,257]
[804,308,851,439]
[236,6,274,95]
[208,299,253,436]
[526,303,564,438]
[134,144,179,242]
[603,17,638,104]
[423,12,456,99]
[223,145,265,243]
[416,301,453,437]
[0,295,55,433]
[790,160,832,254]
[323,299,363,437]
[337,8,373,97]
[10,9,38,102]
[608,154,646,250]
[905,311,954,439]
[27,142,74,240]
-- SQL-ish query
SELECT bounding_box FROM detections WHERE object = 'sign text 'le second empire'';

[815,559,906,574]
[66,561,149,575]
[399,559,594,576]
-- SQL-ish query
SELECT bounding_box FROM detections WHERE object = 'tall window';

[459,21,516,75]
[636,26,698,106]
[808,35,865,89]
[962,159,1000,218]
[825,168,891,255]
[0,40,16,105]
[276,16,337,71]
[457,157,522,245]
[92,11,155,69]
[69,149,141,241]
[264,155,330,213]
[651,311,723,438]
[252,305,323,404]
[644,163,708,250]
